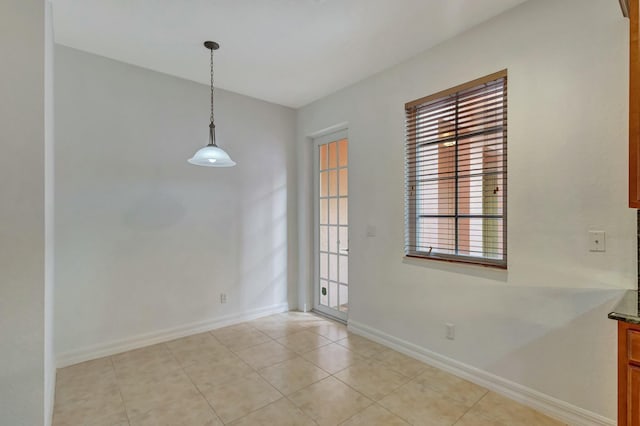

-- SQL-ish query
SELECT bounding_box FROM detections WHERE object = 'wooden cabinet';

[628,0,640,207]
[630,366,640,425]
[618,321,640,425]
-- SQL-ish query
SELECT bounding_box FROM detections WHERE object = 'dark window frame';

[404,70,508,269]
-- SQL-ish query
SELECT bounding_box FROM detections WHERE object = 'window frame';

[404,70,508,269]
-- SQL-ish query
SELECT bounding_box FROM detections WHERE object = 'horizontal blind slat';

[405,73,507,266]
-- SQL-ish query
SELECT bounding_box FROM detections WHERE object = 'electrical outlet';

[446,323,455,340]
[220,293,227,304]
[589,231,606,252]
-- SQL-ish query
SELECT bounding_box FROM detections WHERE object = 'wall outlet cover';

[588,230,605,252]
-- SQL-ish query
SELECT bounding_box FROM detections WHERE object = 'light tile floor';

[53,312,566,426]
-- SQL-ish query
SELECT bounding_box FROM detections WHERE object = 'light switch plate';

[445,323,455,340]
[589,231,605,252]
[366,225,376,237]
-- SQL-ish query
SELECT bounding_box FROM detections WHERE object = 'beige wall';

[0,0,53,424]
[54,46,298,362]
[297,0,631,421]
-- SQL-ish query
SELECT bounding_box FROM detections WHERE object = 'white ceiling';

[53,0,527,108]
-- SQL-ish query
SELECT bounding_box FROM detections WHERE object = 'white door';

[314,130,348,321]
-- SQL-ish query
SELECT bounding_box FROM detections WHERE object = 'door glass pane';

[319,225,328,252]
[329,170,338,196]
[320,199,328,225]
[320,253,328,279]
[319,144,328,170]
[339,198,348,225]
[320,280,328,306]
[338,139,348,167]
[339,169,348,196]
[328,142,338,169]
[329,282,338,309]
[339,255,348,284]
[329,199,338,225]
[320,171,328,197]
[339,284,348,312]
[339,226,348,253]
[329,254,338,281]
[328,226,338,253]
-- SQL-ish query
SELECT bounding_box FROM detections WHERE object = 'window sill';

[403,254,508,270]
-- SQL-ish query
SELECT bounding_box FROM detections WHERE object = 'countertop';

[608,290,640,325]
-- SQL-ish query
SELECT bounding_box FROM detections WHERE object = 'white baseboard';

[56,303,289,368]
[347,320,614,426]
[45,368,56,426]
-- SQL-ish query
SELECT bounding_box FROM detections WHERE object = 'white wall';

[44,1,56,424]
[54,46,298,360]
[297,0,632,421]
[0,0,49,425]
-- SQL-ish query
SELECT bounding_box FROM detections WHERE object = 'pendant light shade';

[188,145,236,167]
[188,41,236,167]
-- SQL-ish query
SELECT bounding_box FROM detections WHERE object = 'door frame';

[312,129,349,322]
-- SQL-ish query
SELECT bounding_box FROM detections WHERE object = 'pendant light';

[188,41,236,167]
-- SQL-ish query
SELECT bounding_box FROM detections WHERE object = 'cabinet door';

[630,0,640,207]
[629,365,640,425]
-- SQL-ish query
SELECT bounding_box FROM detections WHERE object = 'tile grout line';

[281,392,321,425]
[167,340,226,425]
[245,314,351,425]
[109,356,132,426]
[223,345,290,424]
[344,370,420,426]
[329,375,376,425]
[451,388,491,426]
[336,336,495,425]
[297,346,380,425]
[205,320,302,424]
[254,323,323,425]
[211,326,274,354]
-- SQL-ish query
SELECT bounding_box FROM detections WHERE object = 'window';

[405,70,507,268]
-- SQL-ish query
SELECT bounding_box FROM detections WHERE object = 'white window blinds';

[405,70,507,267]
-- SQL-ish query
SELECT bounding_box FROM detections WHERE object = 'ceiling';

[53,0,527,108]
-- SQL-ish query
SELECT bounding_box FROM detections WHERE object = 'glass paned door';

[314,131,348,321]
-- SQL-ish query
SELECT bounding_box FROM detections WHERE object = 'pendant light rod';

[205,41,219,147]
[188,40,236,167]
